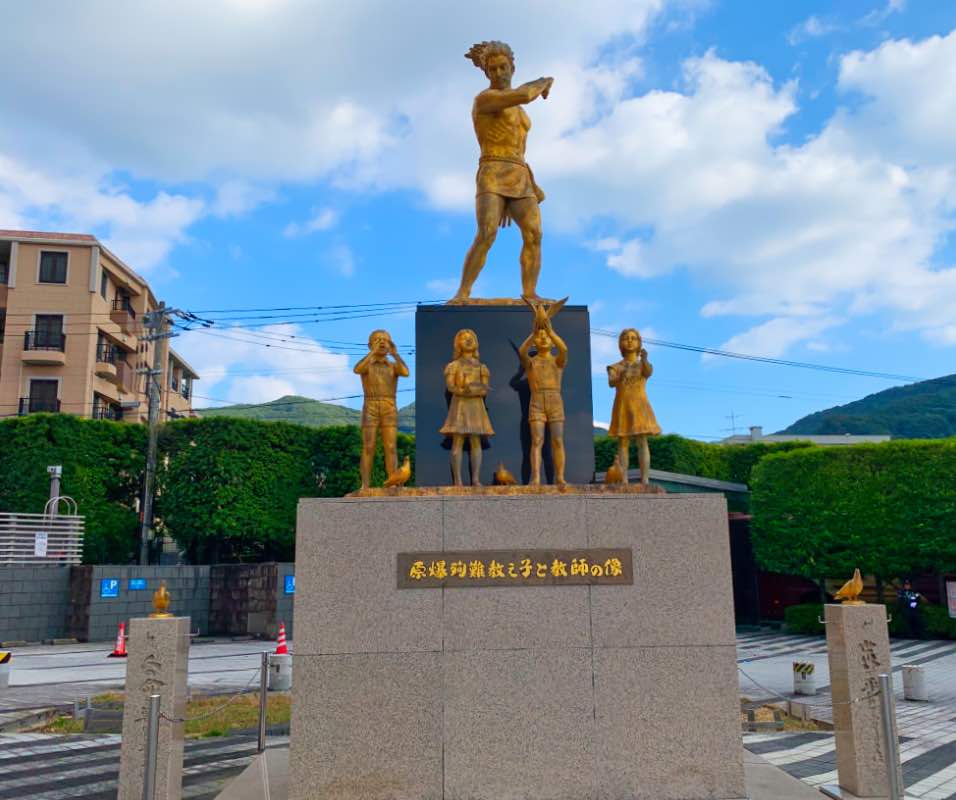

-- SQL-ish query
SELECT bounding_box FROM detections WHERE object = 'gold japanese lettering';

[508,562,518,578]
[408,560,427,580]
[428,560,447,579]
[536,562,548,578]
[450,560,467,578]
[550,559,568,577]
[604,558,623,577]
[488,560,506,578]
[571,558,589,576]
[519,558,533,578]
[468,560,486,578]
[590,563,604,577]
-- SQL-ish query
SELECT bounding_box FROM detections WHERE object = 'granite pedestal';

[414,304,595,486]
[118,616,189,800]
[290,493,746,800]
[824,603,901,799]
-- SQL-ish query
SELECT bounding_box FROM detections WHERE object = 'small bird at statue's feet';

[494,463,517,486]
[384,456,412,488]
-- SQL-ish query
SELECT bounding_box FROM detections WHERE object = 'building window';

[22,379,60,414]
[0,262,8,285]
[31,314,65,349]
[0,307,5,341]
[181,377,190,399]
[39,251,68,284]
[100,268,108,299]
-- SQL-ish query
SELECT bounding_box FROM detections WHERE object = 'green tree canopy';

[0,414,145,563]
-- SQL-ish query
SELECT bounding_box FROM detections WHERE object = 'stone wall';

[2,562,295,642]
[0,565,71,643]
[210,563,295,639]
[69,566,211,642]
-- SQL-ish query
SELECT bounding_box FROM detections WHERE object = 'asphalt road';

[0,639,279,711]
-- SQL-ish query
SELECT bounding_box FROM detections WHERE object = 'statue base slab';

[348,482,666,497]
[289,492,745,800]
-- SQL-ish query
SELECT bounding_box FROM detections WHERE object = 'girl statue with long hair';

[440,329,494,485]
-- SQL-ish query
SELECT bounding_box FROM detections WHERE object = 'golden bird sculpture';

[494,462,517,486]
[384,456,412,488]
[604,456,625,485]
[150,581,173,618]
[834,568,865,605]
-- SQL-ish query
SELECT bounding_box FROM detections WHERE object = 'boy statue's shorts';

[528,390,565,423]
[361,398,398,427]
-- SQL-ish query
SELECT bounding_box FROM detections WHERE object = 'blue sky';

[2,0,955,439]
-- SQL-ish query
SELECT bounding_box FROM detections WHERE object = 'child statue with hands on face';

[440,329,494,486]
[607,328,661,485]
[354,329,409,490]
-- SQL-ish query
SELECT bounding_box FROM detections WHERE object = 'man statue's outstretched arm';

[475,77,553,114]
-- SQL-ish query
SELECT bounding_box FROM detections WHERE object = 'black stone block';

[414,304,595,486]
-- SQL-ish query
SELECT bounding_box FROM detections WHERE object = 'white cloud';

[708,317,838,361]
[175,324,359,406]
[283,207,338,237]
[324,243,355,278]
[0,154,203,270]
[787,15,840,45]
[2,4,954,353]
[560,38,956,349]
[212,180,276,217]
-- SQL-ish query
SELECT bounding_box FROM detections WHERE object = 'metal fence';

[0,512,84,565]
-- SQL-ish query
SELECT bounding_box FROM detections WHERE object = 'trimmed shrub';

[0,414,146,563]
[751,439,956,585]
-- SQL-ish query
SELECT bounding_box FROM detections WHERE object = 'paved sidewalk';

[738,631,956,799]
[0,731,288,799]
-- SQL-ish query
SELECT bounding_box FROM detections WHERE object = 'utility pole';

[47,465,62,518]
[723,410,740,437]
[138,302,177,565]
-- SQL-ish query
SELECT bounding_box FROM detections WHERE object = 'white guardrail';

[0,512,85,565]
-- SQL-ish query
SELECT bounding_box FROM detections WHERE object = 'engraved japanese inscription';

[397,548,632,588]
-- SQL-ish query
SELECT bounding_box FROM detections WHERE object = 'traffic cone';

[275,622,289,655]
[108,622,128,658]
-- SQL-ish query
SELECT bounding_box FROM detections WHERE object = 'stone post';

[824,603,900,798]
[118,617,189,800]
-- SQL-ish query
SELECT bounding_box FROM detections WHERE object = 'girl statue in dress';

[607,328,661,485]
[441,329,494,486]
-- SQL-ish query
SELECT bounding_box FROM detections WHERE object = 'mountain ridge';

[780,373,956,439]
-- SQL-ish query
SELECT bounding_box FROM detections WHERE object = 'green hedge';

[595,434,812,486]
[785,601,956,639]
[751,440,956,583]
[0,414,145,563]
[156,418,414,563]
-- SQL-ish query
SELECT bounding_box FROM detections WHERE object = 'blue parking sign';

[100,578,120,598]
[129,578,147,591]
[284,575,295,595]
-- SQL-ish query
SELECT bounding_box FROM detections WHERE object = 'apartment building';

[0,230,198,423]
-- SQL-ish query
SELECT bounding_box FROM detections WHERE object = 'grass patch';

[30,692,291,738]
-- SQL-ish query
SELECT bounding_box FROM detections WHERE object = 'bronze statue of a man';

[449,41,554,304]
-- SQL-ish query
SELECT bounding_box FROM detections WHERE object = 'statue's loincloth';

[475,156,545,203]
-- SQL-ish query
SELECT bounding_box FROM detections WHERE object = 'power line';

[192,389,414,410]
[590,328,921,382]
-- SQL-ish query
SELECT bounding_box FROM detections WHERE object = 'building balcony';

[92,403,123,421]
[110,298,137,334]
[19,397,61,415]
[22,330,66,365]
[95,343,118,379]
